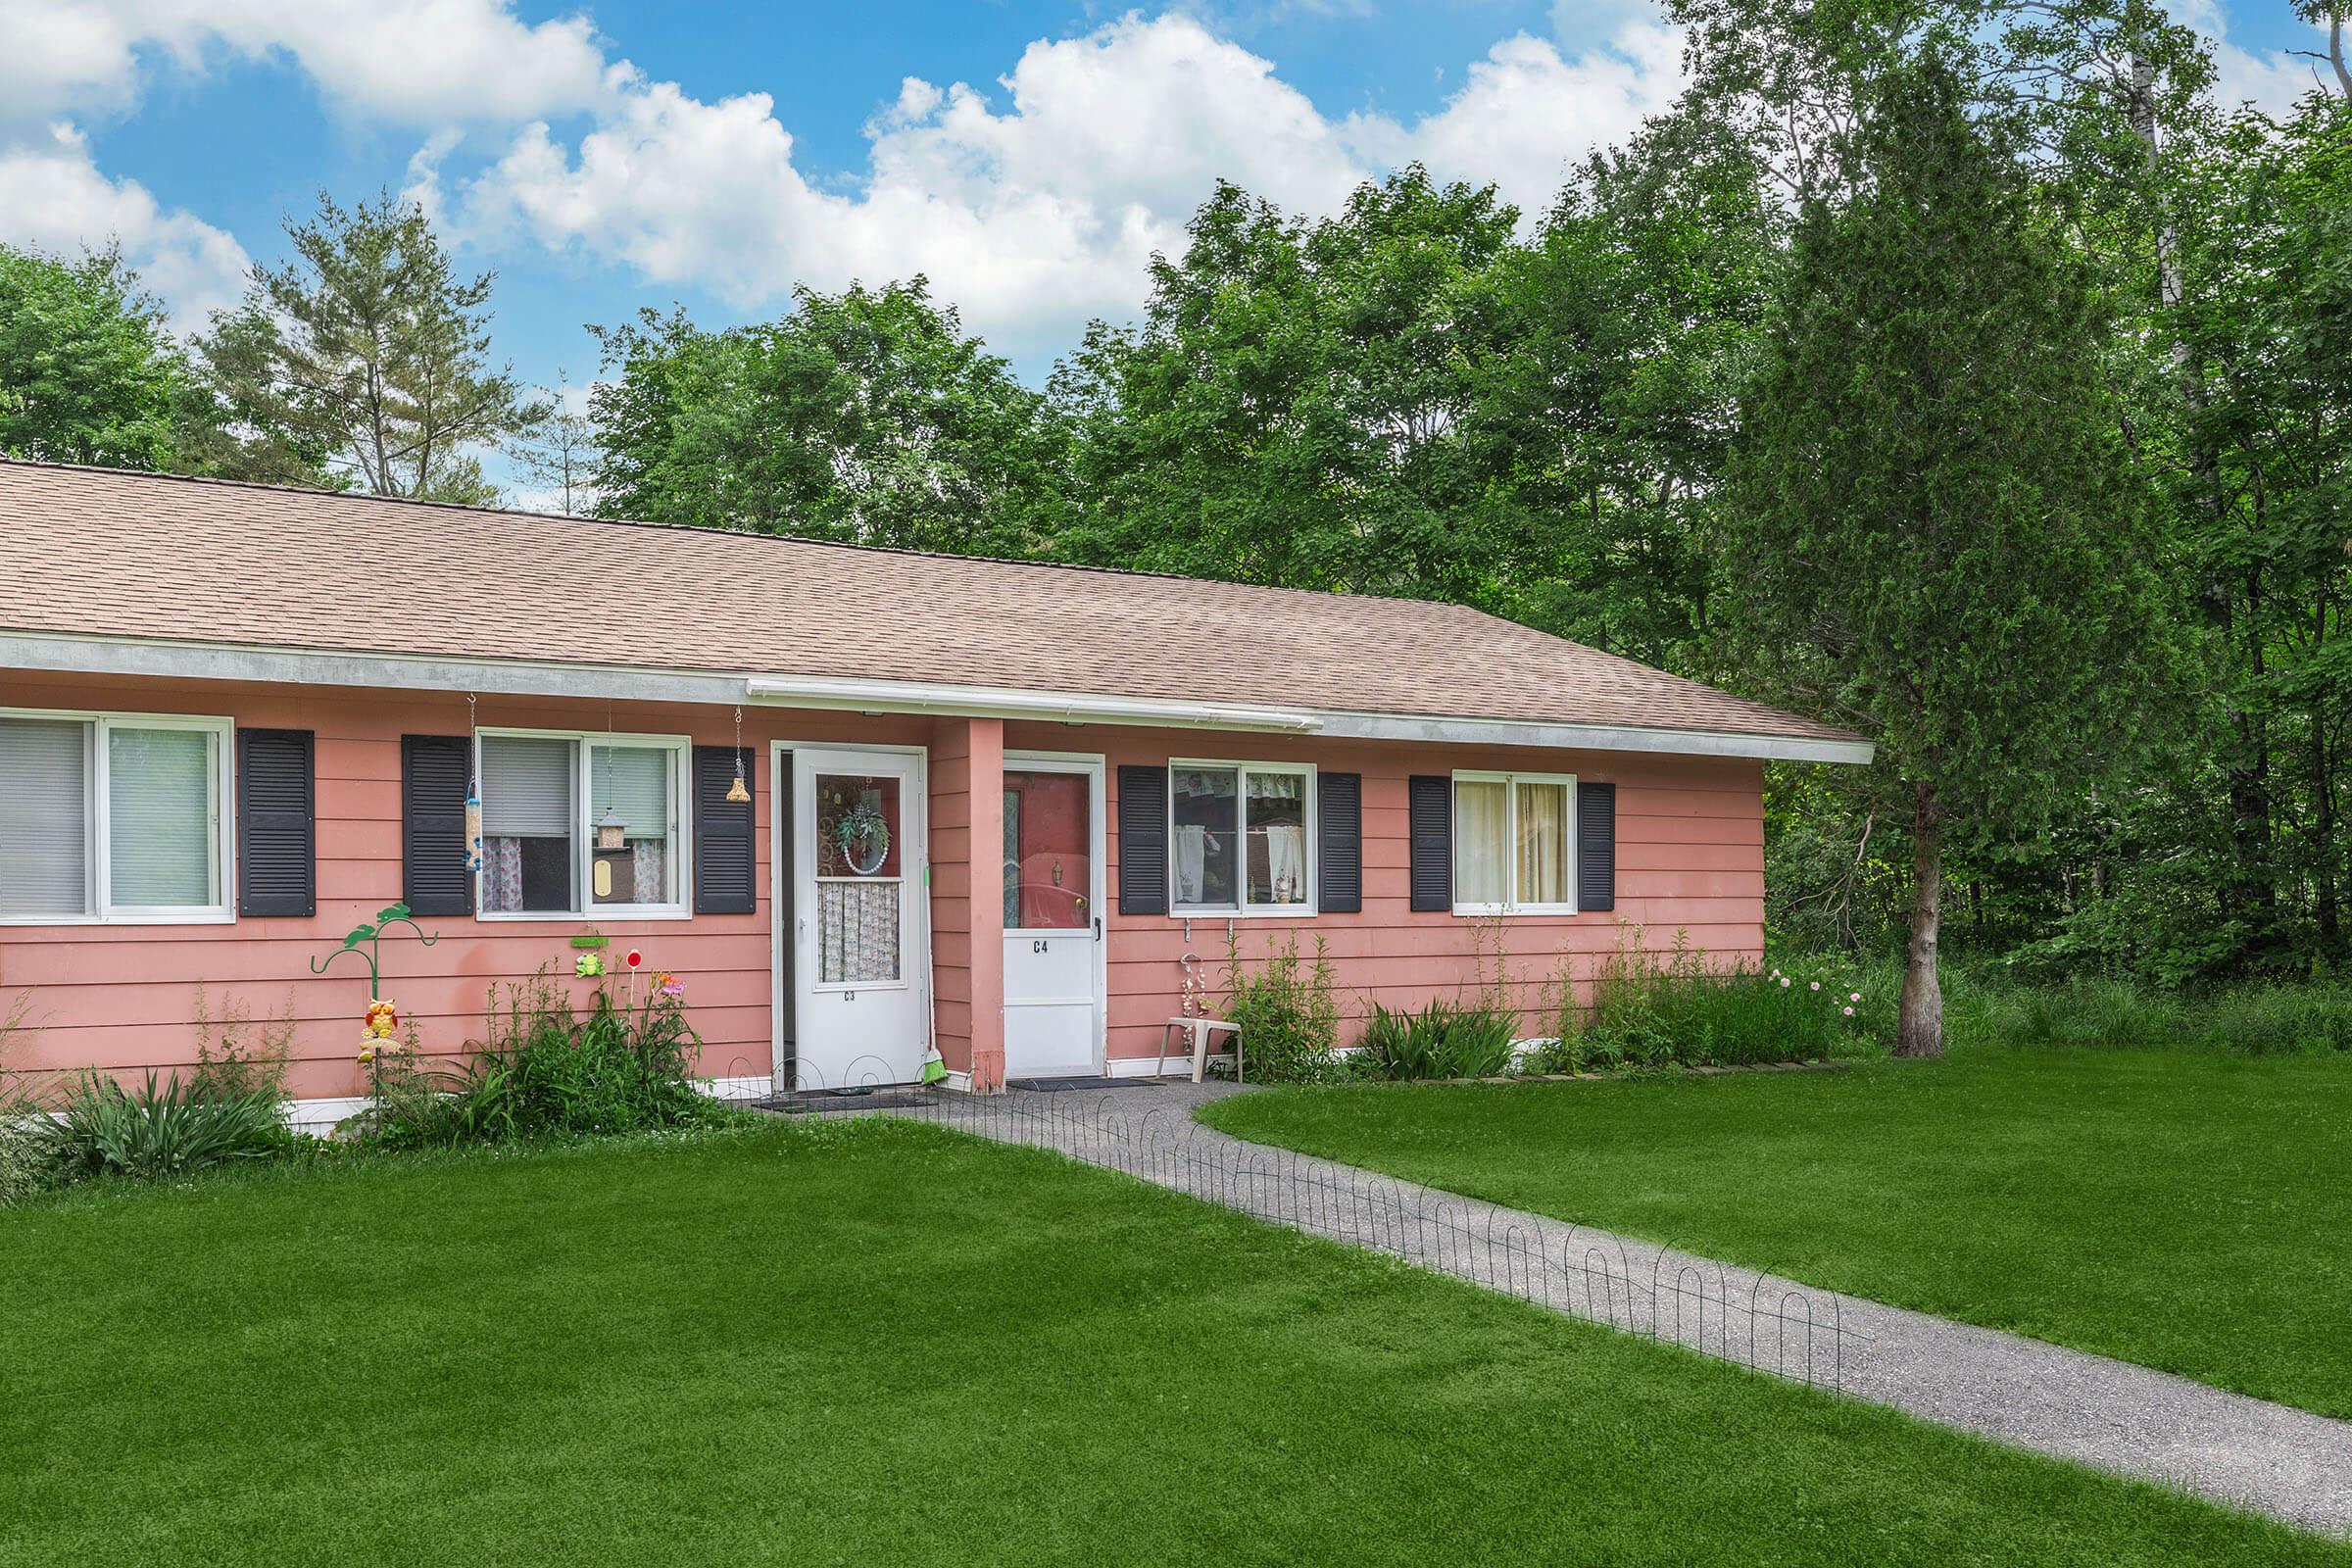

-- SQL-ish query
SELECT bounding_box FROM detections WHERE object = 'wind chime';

[726,706,752,804]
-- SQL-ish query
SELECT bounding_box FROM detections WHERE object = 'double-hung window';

[475,730,689,918]
[0,710,234,923]
[1169,760,1315,915]
[1452,771,1576,915]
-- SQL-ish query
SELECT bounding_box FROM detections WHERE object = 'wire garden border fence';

[710,1055,1860,1393]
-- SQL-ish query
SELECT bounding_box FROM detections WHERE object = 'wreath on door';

[832,803,891,876]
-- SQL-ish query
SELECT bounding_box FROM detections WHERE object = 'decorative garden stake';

[313,905,437,1072]
[311,903,438,1000]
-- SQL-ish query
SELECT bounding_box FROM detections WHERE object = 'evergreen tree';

[193,192,541,502]
[1726,56,2173,1053]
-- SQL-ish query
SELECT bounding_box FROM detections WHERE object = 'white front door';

[1002,755,1106,1079]
[788,746,928,1091]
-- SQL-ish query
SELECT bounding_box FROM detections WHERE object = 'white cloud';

[0,123,250,327]
[444,12,1686,351]
[0,1,612,130]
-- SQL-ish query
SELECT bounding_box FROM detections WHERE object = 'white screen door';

[789,747,928,1091]
[1002,756,1105,1079]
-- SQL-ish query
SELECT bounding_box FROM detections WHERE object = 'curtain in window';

[819,882,901,983]
[1453,780,1508,906]
[1516,781,1570,906]
[108,726,215,907]
[0,716,88,916]
[480,837,525,912]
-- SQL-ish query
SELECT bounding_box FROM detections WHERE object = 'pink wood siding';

[1000,721,1765,1065]
[0,671,925,1100]
[0,671,1766,1100]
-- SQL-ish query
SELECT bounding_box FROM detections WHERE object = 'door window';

[1004,769,1092,930]
[813,773,904,984]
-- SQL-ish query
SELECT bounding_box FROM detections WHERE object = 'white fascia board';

[743,674,1321,733]
[1312,710,1877,765]
[0,632,1872,763]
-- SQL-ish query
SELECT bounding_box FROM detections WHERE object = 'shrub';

[0,997,55,1205]
[1539,932,1873,1072]
[1356,998,1519,1081]
[43,1069,290,1181]
[1221,931,1347,1084]
[190,986,296,1102]
[363,971,720,1149]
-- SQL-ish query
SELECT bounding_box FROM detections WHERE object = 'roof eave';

[0,632,1874,764]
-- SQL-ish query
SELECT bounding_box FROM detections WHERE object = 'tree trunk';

[2319,701,2342,956]
[1896,786,1944,1059]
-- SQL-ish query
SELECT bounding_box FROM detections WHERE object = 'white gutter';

[742,674,1321,733]
[0,630,1873,764]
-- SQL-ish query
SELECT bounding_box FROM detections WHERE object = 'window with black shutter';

[236,728,315,917]
[1407,774,1451,912]
[1576,781,1617,912]
[401,734,473,917]
[693,745,758,914]
[1116,764,1168,915]
[1317,771,1361,913]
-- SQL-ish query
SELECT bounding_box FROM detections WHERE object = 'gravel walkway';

[863,1078,2352,1537]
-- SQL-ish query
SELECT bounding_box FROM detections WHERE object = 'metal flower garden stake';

[312,903,438,1068]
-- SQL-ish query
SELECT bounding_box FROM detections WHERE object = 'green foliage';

[1725,55,2174,1050]
[0,245,190,469]
[192,190,541,500]
[1219,930,1346,1084]
[1536,939,1875,1072]
[42,1070,291,1181]
[1054,170,1531,605]
[362,974,719,1149]
[1938,967,2352,1055]
[1355,999,1519,1081]
[188,987,295,1102]
[589,278,1068,555]
[0,998,52,1206]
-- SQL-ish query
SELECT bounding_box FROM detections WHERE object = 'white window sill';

[474,908,694,923]
[1172,906,1318,920]
[0,909,235,927]
[1452,905,1579,917]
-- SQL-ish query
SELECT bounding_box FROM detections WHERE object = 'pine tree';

[1725,55,2173,1054]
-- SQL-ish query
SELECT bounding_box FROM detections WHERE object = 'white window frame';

[1167,758,1318,918]
[1451,770,1578,917]
[0,706,236,926]
[473,727,693,921]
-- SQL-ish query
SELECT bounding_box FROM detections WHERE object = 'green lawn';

[2,1121,2341,1564]
[1198,1046,2352,1418]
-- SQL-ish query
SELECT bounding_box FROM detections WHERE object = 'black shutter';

[694,745,758,914]
[401,734,472,917]
[1117,764,1168,915]
[236,728,315,917]
[1317,771,1362,913]
[1407,774,1452,912]
[1577,781,1617,912]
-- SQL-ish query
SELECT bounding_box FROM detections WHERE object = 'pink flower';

[1809,981,1820,992]
[1779,976,1790,988]
[1842,1005,1854,1016]
[659,976,686,1001]
[1849,992,1861,1003]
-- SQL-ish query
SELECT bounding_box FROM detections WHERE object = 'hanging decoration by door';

[726,706,752,804]
[464,694,483,872]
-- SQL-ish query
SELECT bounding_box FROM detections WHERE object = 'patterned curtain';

[819,882,901,983]
[481,838,524,912]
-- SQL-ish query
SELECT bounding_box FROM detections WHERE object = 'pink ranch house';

[0,462,1872,1122]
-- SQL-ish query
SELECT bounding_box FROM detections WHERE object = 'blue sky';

[0,1,2330,493]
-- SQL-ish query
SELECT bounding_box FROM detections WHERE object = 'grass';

[0,1121,2342,1565]
[1199,1045,2352,1419]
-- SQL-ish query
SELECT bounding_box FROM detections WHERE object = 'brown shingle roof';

[0,461,1860,746]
